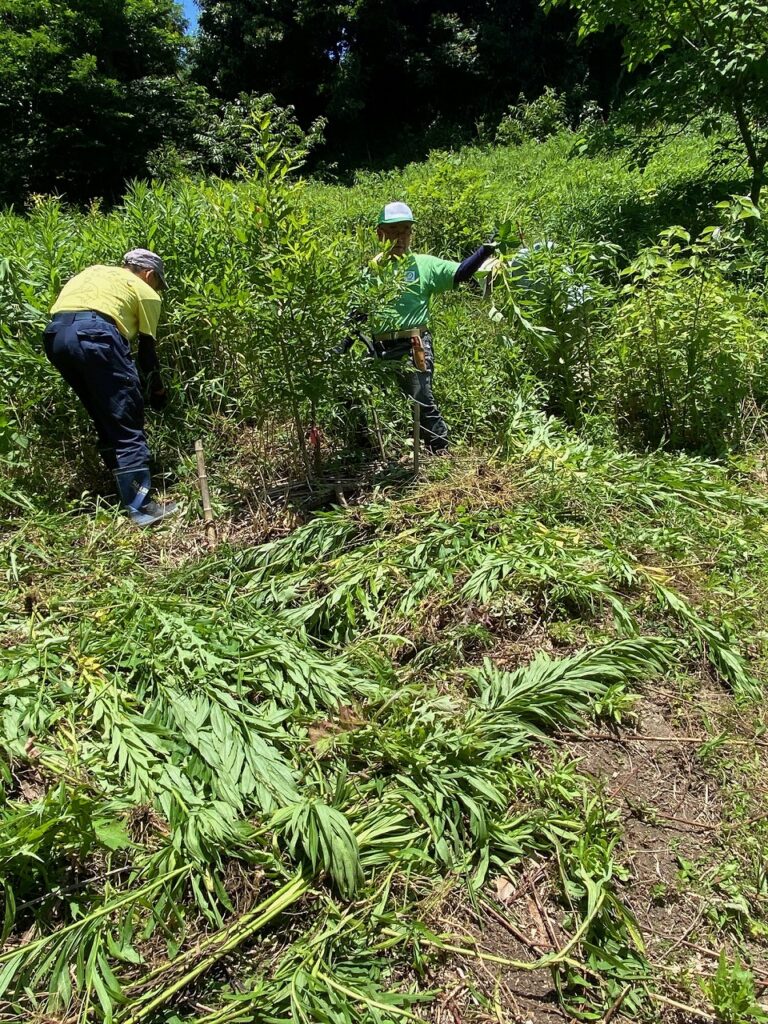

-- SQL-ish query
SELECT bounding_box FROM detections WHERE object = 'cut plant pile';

[2,411,768,1023]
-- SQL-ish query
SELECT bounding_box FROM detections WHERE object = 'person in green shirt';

[338,202,495,453]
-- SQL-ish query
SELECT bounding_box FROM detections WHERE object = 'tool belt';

[371,324,427,358]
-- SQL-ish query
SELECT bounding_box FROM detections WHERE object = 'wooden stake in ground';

[194,439,217,550]
[370,404,386,460]
[412,401,421,474]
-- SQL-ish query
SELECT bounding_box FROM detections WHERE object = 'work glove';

[332,335,355,357]
[149,387,169,412]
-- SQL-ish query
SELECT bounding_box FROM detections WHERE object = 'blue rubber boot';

[114,466,177,527]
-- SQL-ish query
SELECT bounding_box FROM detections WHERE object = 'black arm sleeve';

[136,334,162,387]
[453,243,496,285]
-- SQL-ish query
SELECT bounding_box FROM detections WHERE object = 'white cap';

[377,202,414,225]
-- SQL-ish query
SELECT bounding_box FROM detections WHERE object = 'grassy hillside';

[2,123,768,1022]
[2,123,766,508]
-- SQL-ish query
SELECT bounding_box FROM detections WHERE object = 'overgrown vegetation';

[2,116,767,503]
[3,90,768,1023]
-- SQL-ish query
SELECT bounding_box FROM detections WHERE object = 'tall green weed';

[610,211,768,454]
[1,118,767,509]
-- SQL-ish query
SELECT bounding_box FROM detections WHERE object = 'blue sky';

[181,0,198,32]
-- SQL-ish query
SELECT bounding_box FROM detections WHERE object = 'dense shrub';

[495,87,569,146]
[482,236,620,424]
[610,220,768,454]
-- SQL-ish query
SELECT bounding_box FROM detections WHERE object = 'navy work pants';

[43,312,150,471]
[379,331,448,452]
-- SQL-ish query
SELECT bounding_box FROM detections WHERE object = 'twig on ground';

[649,932,768,981]
[656,908,705,958]
[648,991,716,1021]
[507,866,546,905]
[561,732,768,749]
[601,984,631,1024]
[479,897,551,953]
[530,880,561,949]
[651,812,719,832]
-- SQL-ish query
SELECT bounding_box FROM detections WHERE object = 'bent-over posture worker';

[338,202,495,453]
[43,249,176,526]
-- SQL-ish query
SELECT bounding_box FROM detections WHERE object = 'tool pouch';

[411,335,427,372]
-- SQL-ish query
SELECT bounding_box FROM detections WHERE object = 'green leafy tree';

[192,0,345,123]
[192,0,621,169]
[0,0,205,204]
[546,0,768,207]
[148,92,326,180]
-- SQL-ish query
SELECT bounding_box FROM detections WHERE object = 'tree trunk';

[732,99,764,214]
[750,161,765,210]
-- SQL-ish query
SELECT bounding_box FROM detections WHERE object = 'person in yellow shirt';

[43,249,176,526]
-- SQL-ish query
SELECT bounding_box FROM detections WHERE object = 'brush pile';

[2,411,768,1022]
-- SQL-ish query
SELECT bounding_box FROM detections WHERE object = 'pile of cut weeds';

[2,413,768,1023]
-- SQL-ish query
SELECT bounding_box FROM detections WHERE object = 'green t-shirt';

[372,253,460,334]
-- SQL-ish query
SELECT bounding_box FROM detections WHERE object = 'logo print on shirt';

[405,271,417,283]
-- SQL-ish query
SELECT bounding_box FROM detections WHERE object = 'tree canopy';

[0,0,203,204]
[192,0,621,168]
[6,0,764,205]
[549,0,768,205]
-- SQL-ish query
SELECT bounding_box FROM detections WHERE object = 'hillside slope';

[3,409,768,1023]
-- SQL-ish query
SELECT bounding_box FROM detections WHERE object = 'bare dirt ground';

[423,680,768,1023]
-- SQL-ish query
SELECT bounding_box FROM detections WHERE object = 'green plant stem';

[314,969,422,1021]
[126,870,301,990]
[380,884,606,973]
[121,873,309,1024]
[0,866,190,966]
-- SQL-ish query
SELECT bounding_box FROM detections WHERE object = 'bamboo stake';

[412,401,421,474]
[195,440,217,550]
[370,404,386,460]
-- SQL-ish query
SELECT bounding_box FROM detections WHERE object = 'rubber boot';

[114,466,177,527]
